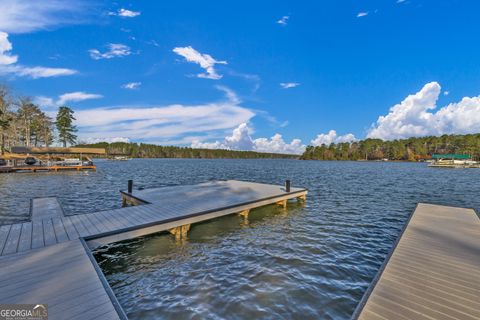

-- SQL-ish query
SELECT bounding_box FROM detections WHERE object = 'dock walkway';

[0,180,306,319]
[352,203,480,320]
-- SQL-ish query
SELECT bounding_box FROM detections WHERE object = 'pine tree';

[56,106,77,147]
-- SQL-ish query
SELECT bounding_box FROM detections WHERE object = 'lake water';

[1,159,479,319]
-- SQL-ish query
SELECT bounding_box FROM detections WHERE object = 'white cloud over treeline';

[191,123,306,155]
[367,82,480,140]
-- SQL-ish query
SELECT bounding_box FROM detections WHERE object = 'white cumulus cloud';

[173,46,227,80]
[0,32,18,65]
[0,32,77,78]
[367,81,480,140]
[89,43,132,60]
[357,12,369,18]
[121,82,141,90]
[277,16,289,26]
[280,82,300,89]
[311,130,357,146]
[191,123,306,154]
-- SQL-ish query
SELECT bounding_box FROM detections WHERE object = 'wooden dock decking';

[0,180,306,319]
[0,239,125,320]
[352,203,480,320]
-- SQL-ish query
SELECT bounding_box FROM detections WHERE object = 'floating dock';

[352,203,480,320]
[0,180,307,320]
[0,165,96,173]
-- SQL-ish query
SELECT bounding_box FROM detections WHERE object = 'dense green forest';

[300,134,480,161]
[76,142,299,159]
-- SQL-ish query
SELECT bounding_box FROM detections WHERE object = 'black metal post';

[285,179,291,192]
[128,180,133,193]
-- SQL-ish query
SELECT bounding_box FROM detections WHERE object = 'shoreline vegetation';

[300,134,480,161]
[78,132,480,161]
[76,142,299,159]
[2,85,480,161]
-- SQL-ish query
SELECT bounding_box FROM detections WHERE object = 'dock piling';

[128,179,133,194]
[285,180,291,192]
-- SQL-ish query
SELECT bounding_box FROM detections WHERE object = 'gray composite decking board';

[31,197,64,220]
[17,222,32,252]
[52,217,69,243]
[88,211,115,232]
[61,216,80,240]
[2,256,94,298]
[0,239,120,320]
[355,203,480,320]
[69,214,89,237]
[31,219,44,249]
[384,268,480,304]
[379,277,480,316]
[78,213,102,235]
[2,223,22,255]
[99,210,135,230]
[0,224,11,253]
[42,218,57,246]
[94,210,125,231]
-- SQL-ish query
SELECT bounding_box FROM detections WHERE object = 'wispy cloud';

[109,8,141,18]
[280,82,300,89]
[36,91,103,110]
[0,0,96,34]
[277,16,289,26]
[0,32,77,79]
[57,92,103,105]
[121,82,141,90]
[173,46,227,80]
[89,43,132,60]
[72,87,254,144]
[357,12,369,18]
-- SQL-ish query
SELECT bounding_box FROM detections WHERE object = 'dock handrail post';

[128,180,133,193]
[285,180,291,192]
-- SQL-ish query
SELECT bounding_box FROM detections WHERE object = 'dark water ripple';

[1,159,479,319]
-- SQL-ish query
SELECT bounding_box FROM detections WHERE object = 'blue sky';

[1,0,480,153]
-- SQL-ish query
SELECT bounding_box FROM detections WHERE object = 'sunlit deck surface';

[0,180,307,319]
[352,203,480,320]
[0,239,124,320]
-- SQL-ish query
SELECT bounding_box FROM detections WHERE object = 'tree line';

[300,134,480,161]
[77,142,299,159]
[0,86,78,154]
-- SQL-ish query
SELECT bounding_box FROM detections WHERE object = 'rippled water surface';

[1,159,479,319]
